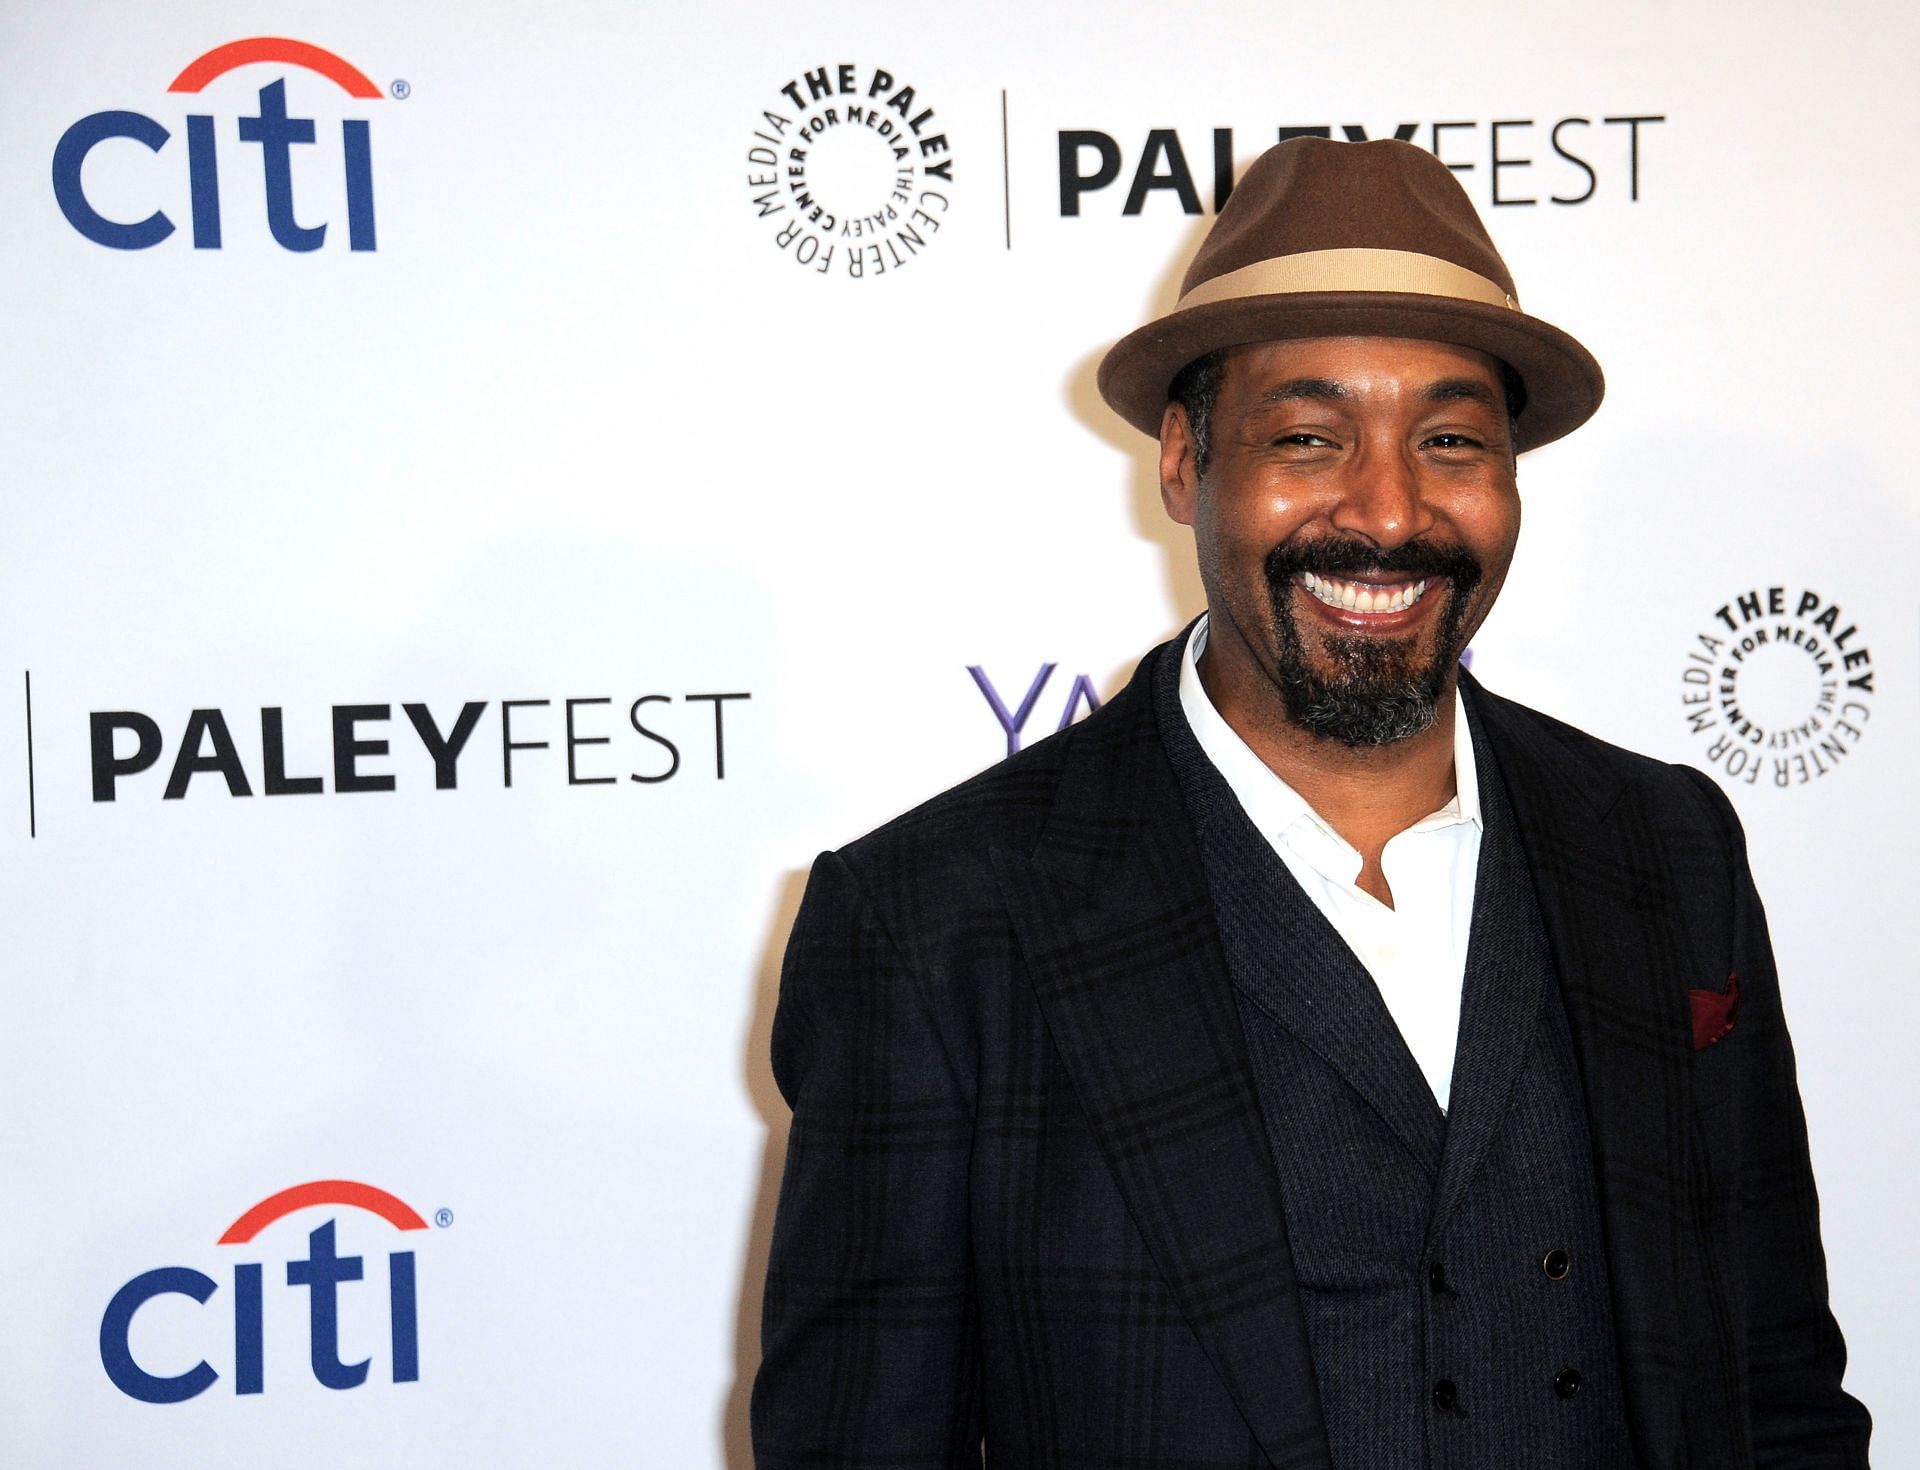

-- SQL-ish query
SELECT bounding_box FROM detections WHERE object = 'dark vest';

[1160,676,1637,1468]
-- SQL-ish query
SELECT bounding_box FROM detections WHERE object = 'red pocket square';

[1690,971,1741,1050]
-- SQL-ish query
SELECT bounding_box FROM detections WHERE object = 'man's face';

[1159,336,1521,747]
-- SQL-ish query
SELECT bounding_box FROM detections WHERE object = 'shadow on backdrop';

[722,866,807,1468]
[1065,208,1218,681]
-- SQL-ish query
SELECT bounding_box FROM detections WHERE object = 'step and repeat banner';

[2,1,1911,1464]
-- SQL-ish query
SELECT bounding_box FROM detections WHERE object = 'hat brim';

[1096,291,1604,454]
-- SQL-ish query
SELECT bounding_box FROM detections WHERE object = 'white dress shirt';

[1178,616,1481,1111]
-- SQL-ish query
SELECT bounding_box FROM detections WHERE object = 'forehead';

[1220,336,1506,401]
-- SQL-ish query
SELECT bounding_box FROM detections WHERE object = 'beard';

[1262,536,1483,747]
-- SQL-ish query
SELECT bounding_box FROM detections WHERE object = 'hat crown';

[1095,135,1603,451]
[1181,138,1518,302]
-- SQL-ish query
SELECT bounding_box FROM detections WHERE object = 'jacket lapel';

[1221,882,1447,1178]
[992,638,1333,1470]
[1155,660,1447,1179]
[1424,694,1551,1244]
[1464,672,1696,1470]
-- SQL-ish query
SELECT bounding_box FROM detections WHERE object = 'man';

[751,138,1870,1468]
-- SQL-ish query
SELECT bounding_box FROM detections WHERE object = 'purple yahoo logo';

[970,649,1471,759]
[968,664,1103,757]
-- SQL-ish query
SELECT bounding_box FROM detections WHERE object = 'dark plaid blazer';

[751,634,1870,1469]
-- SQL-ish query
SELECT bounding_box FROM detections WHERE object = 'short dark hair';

[1166,347,1529,475]
[1167,349,1229,475]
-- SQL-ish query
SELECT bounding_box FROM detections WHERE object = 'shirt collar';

[1177,614,1481,862]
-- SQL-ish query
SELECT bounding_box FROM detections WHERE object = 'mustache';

[1264,537,1484,590]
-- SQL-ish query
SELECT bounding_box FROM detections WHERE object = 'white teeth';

[1301,575,1429,614]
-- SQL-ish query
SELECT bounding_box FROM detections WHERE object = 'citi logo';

[100,1180,430,1404]
[53,37,389,252]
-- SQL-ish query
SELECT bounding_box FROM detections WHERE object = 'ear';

[1158,402,1201,526]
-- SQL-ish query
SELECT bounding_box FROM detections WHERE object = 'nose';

[1328,442,1435,549]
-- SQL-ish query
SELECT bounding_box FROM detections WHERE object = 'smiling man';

[753,139,1870,1469]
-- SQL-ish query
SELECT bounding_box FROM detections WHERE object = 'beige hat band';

[1175,247,1520,314]
[1099,139,1600,448]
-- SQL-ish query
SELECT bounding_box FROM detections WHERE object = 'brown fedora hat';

[1097,137,1603,452]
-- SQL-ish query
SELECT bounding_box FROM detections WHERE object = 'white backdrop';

[1,1,1912,1464]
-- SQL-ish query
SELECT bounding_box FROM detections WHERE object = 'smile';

[1300,572,1431,615]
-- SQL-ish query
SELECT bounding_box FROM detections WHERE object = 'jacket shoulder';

[834,678,1126,885]
[1471,678,1732,835]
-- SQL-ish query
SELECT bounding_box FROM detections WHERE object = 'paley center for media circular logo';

[1679,585,1875,790]
[744,63,954,279]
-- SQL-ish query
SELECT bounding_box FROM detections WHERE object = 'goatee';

[1262,538,1483,747]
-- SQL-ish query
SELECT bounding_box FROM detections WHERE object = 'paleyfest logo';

[1680,586,1875,789]
[745,63,954,278]
[100,1180,434,1403]
[1057,116,1664,217]
[84,691,751,802]
[52,36,396,252]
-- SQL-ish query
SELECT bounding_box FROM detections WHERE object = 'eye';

[1272,432,1336,448]
[1423,432,1486,451]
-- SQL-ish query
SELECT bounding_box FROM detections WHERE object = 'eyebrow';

[1423,377,1503,413]
[1248,375,1503,413]
[1251,377,1349,409]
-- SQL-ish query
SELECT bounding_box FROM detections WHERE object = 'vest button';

[1428,1261,1449,1294]
[1432,1379,1459,1413]
[1554,1367,1582,1399]
[1542,1247,1572,1281]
